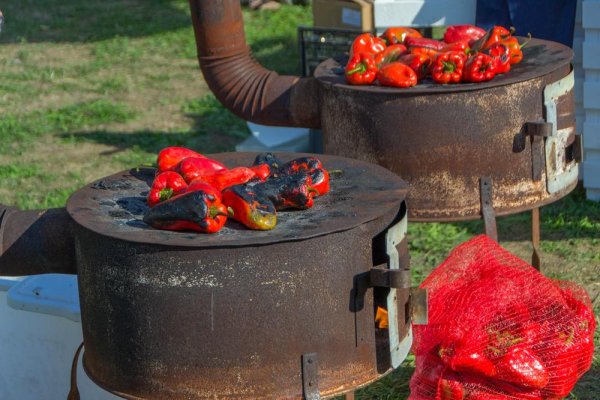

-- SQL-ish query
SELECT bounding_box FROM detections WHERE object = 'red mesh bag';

[409,235,596,400]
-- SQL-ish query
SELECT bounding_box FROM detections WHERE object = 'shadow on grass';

[0,0,191,43]
[62,128,244,157]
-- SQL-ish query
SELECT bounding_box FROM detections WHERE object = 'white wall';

[582,0,600,200]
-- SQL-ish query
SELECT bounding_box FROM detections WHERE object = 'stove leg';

[345,391,355,400]
[480,177,498,241]
[531,207,541,270]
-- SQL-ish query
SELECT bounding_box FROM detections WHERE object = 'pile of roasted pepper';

[345,24,528,87]
[143,147,330,233]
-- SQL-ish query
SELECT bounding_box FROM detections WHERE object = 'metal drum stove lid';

[315,38,573,94]
[66,152,408,248]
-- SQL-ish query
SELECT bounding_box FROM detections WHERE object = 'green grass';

[0,2,597,399]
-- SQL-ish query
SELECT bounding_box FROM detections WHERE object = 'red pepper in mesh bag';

[409,235,596,400]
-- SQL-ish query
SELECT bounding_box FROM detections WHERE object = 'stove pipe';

[188,0,320,128]
[0,205,76,275]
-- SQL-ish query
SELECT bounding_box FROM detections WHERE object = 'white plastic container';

[373,0,477,32]
[0,274,118,400]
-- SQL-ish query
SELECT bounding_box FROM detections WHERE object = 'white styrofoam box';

[236,122,311,152]
[7,273,81,322]
[373,0,476,30]
[582,0,600,29]
[0,274,119,400]
[584,81,600,109]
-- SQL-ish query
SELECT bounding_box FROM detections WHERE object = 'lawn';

[0,1,597,399]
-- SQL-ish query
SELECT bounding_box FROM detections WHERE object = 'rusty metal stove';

[61,152,420,399]
[187,0,581,267]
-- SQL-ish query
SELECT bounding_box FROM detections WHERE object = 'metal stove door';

[544,69,579,194]
[384,210,413,368]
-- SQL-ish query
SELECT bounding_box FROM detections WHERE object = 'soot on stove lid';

[66,153,408,248]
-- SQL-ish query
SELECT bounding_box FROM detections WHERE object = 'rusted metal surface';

[188,0,320,128]
[69,152,410,399]
[0,205,76,275]
[314,39,578,220]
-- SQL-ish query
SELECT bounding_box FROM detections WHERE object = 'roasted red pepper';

[280,157,322,175]
[222,185,277,230]
[377,62,418,88]
[441,40,471,56]
[175,157,227,183]
[443,24,486,44]
[249,164,271,181]
[253,172,316,210]
[499,34,530,65]
[147,171,188,207]
[431,52,466,84]
[471,25,512,53]
[405,36,446,51]
[186,179,221,200]
[345,52,378,85]
[398,53,431,80]
[408,45,440,61]
[206,167,256,191]
[484,43,511,74]
[310,168,330,196]
[350,33,386,56]
[253,152,284,178]
[462,53,497,82]
[495,346,549,390]
[380,27,422,45]
[374,44,408,67]
[143,190,228,233]
[156,146,206,172]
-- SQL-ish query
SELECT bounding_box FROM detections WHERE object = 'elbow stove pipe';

[188,0,320,129]
[0,206,77,276]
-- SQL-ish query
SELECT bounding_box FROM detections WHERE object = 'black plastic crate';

[298,26,364,77]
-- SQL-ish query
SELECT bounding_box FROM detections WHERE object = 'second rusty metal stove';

[66,153,421,399]
[189,0,581,252]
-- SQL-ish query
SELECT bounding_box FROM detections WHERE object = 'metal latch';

[524,121,551,181]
